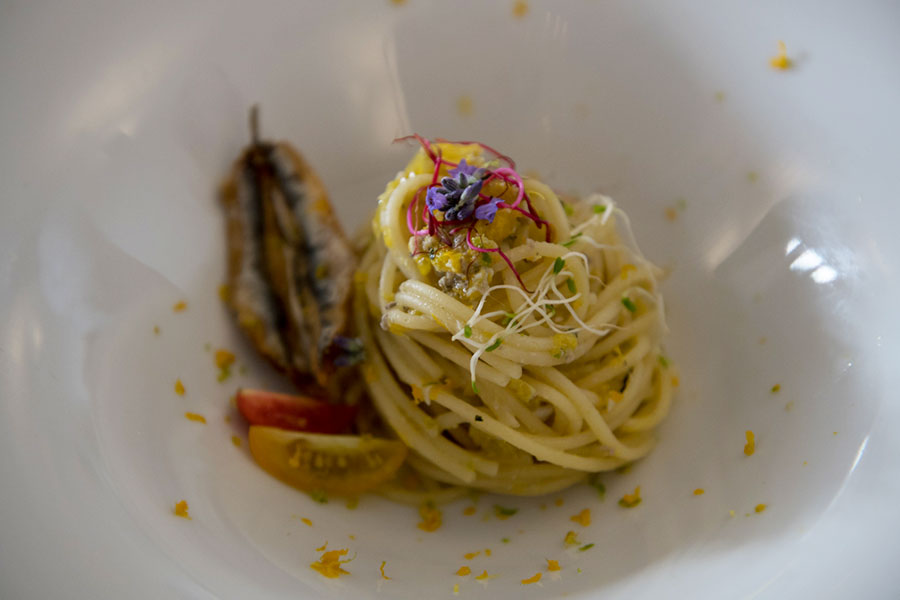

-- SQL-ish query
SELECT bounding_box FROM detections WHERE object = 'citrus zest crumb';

[771,383,781,393]
[693,488,705,496]
[744,430,756,456]
[231,435,242,447]
[457,566,471,576]
[665,207,678,222]
[619,486,642,508]
[769,41,793,70]
[484,549,491,557]
[301,518,312,527]
[417,502,442,532]
[172,300,187,312]
[316,542,328,552]
[310,548,351,579]
[475,570,489,581]
[547,559,560,572]
[755,503,767,513]
[184,412,206,424]
[411,385,425,404]
[218,284,230,302]
[174,379,185,396]
[173,500,191,519]
[463,506,477,516]
[456,95,474,117]
[153,325,160,335]
[380,560,390,580]
[620,264,637,280]
[563,531,580,546]
[671,375,680,387]
[512,0,529,18]
[464,551,480,560]
[570,508,591,527]
[554,497,564,507]
[453,583,459,595]
[729,510,736,517]
[215,349,235,369]
[521,572,542,585]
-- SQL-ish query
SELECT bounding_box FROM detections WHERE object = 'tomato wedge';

[248,426,408,495]
[236,389,357,434]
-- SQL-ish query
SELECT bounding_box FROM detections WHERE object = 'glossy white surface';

[2,1,899,598]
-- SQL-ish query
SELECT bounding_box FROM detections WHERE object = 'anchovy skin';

[221,153,292,373]
[221,134,356,385]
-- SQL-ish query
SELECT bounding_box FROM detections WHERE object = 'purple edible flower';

[474,197,504,223]
[424,160,487,221]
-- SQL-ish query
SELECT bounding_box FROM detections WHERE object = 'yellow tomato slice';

[248,426,408,495]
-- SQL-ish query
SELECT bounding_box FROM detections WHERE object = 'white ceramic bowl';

[2,2,900,598]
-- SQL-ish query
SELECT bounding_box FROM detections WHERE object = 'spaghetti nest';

[355,139,674,498]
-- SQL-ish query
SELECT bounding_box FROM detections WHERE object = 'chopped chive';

[593,204,607,214]
[481,253,493,266]
[493,505,519,517]
[561,233,583,248]
[578,543,594,552]
[502,312,517,326]
[309,490,328,504]
[501,537,510,544]
[566,278,576,294]
[658,355,669,368]
[474,415,484,422]
[485,338,502,352]
[464,324,472,338]
[471,380,479,395]
[588,474,606,499]
[545,304,556,316]
[562,202,574,216]
[621,297,637,313]
[553,257,565,274]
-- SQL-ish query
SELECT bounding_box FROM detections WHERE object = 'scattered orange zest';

[671,375,680,387]
[619,486,642,508]
[174,379,185,396]
[484,548,491,557]
[475,570,489,581]
[417,503,442,532]
[172,300,187,312]
[464,551,480,560]
[301,518,312,527]
[456,566,471,576]
[570,508,591,527]
[769,41,793,70]
[310,548,350,579]
[547,559,560,572]
[214,349,236,369]
[744,430,756,456]
[512,0,529,19]
[184,412,206,424]
[563,530,580,546]
[463,506,477,516]
[693,488,705,496]
[173,500,191,519]
[316,542,328,552]
[755,503,767,513]
[620,264,637,280]
[153,325,160,335]
[231,435,242,447]
[521,572,542,585]
[554,497,564,507]
[380,560,391,580]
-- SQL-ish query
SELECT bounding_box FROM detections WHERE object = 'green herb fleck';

[577,567,582,574]
[501,537,510,544]
[561,233,583,248]
[588,474,606,499]
[481,253,493,266]
[593,204,607,214]
[464,324,472,338]
[621,297,637,313]
[309,490,328,504]
[566,278,576,294]
[217,366,232,383]
[502,312,517,326]
[474,415,484,422]
[578,543,595,552]
[562,202,574,216]
[675,197,688,211]
[658,355,669,368]
[553,257,565,274]
[545,304,556,316]
[493,505,519,518]
[485,338,502,352]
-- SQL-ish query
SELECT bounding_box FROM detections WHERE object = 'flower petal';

[474,197,504,223]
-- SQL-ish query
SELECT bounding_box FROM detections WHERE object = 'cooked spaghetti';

[355,138,674,497]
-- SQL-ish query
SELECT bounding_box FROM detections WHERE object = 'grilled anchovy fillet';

[221,111,356,384]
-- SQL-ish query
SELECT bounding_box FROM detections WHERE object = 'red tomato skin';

[236,389,357,434]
